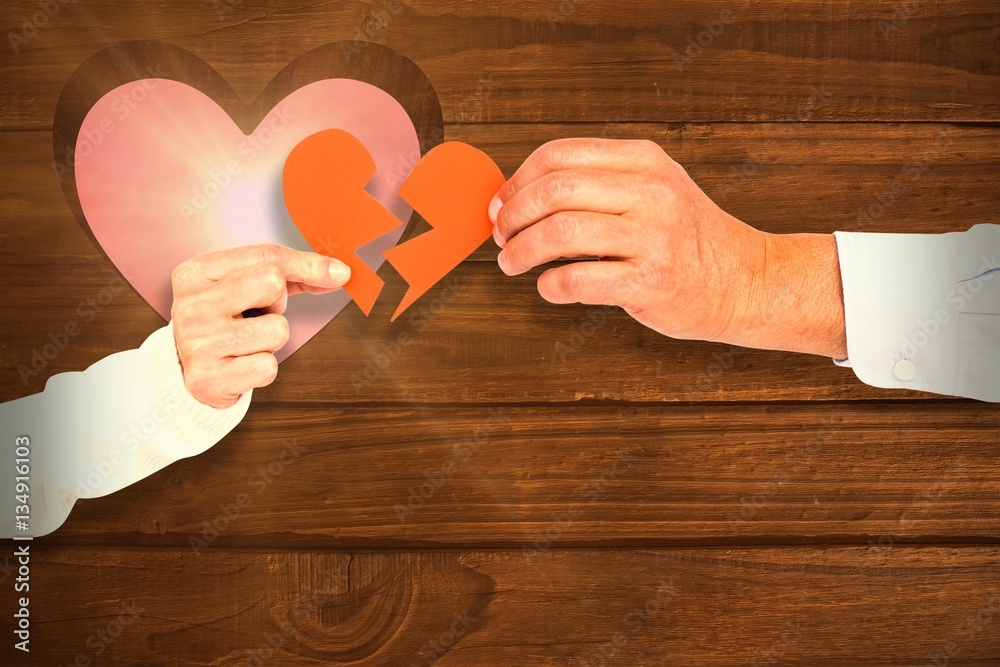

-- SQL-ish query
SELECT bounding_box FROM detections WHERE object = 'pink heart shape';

[74,78,421,361]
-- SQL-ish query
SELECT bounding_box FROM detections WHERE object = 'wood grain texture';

[1,1,998,128]
[1,546,998,666]
[42,402,1000,548]
[1,0,998,664]
[0,256,931,403]
[2,122,998,261]
[2,122,998,403]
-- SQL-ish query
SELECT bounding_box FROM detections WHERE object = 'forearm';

[724,232,848,359]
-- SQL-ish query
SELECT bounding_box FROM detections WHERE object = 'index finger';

[489,138,663,221]
[174,243,351,293]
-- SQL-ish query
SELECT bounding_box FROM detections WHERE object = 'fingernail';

[328,259,351,283]
[488,196,502,224]
[492,224,506,249]
[497,249,508,273]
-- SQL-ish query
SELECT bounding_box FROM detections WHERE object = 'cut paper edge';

[384,142,505,321]
[282,129,404,316]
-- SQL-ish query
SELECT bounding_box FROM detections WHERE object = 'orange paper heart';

[283,129,406,316]
[283,133,504,319]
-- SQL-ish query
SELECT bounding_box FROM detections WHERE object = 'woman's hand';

[170,244,350,408]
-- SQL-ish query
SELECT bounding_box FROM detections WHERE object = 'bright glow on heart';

[74,78,421,361]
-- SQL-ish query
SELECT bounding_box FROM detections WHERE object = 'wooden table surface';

[1,1,999,665]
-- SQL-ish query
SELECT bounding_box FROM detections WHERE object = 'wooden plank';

[4,545,998,665]
[32,403,1000,548]
[1,123,997,264]
[1,1,998,128]
[1,4,997,666]
[1,122,980,403]
[450,122,1000,243]
[0,257,926,403]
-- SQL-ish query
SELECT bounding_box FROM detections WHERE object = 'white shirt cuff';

[834,226,1000,401]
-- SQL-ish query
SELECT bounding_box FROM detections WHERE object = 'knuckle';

[537,141,567,171]
[497,176,518,203]
[660,178,679,202]
[257,355,279,386]
[496,201,517,238]
[170,263,193,293]
[170,299,189,328]
[170,264,185,288]
[643,175,676,202]
[500,238,525,273]
[172,294,212,329]
[180,335,212,363]
[545,212,577,247]
[258,263,286,296]
[270,316,291,346]
[302,252,323,279]
[235,320,255,342]
[184,369,214,405]
[636,139,664,157]
[661,152,689,178]
[543,174,574,205]
[257,243,285,266]
[170,297,207,332]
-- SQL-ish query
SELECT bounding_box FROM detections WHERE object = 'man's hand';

[490,138,848,359]
[170,244,351,408]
